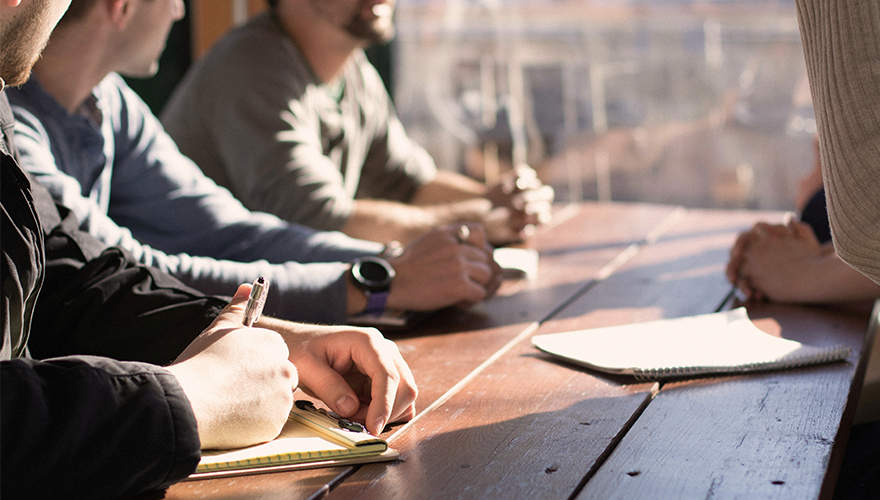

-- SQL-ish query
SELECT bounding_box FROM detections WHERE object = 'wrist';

[166,363,217,449]
[428,199,492,225]
[346,271,369,315]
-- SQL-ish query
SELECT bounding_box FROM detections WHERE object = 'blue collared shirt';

[9,74,382,324]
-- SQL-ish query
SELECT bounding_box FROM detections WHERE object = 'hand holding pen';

[167,280,295,449]
[244,277,269,326]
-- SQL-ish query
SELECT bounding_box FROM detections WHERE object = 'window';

[393,0,813,210]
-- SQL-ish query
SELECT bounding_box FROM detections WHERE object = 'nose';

[172,0,185,21]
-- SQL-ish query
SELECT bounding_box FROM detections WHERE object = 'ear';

[108,0,134,29]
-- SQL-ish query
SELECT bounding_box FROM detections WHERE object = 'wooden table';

[160,202,874,500]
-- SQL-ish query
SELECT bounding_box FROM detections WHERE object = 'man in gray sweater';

[162,0,554,247]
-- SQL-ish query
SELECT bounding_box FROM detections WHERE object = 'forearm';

[807,252,880,304]
[796,0,880,284]
[109,163,380,266]
[342,198,492,245]
[410,170,487,205]
[140,249,355,325]
[342,199,437,244]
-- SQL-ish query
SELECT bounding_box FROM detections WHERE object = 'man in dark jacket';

[0,1,417,498]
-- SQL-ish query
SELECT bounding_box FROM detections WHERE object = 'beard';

[343,5,395,46]
[308,0,395,47]
[0,0,54,87]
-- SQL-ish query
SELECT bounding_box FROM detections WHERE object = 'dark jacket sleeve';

[25,171,227,365]
[1,356,201,499]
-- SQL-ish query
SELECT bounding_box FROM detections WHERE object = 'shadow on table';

[348,396,652,499]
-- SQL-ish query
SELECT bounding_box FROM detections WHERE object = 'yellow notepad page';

[191,400,396,478]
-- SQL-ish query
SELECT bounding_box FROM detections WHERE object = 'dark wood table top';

[160,202,873,500]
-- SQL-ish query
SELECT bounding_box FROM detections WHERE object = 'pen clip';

[294,399,366,433]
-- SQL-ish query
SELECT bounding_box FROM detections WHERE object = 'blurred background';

[137,0,814,212]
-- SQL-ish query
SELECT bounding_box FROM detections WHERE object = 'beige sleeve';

[796,0,880,285]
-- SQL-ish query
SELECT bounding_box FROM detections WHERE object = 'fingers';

[492,165,554,216]
[170,320,297,449]
[726,231,753,283]
[450,223,502,291]
[727,220,791,284]
[389,224,502,310]
[226,283,253,313]
[172,283,256,363]
[727,225,771,300]
[289,327,418,436]
[481,208,527,246]
[512,164,539,190]
[459,232,503,300]
[500,166,554,228]
[362,339,418,434]
[514,184,554,224]
[454,222,488,249]
[296,356,363,419]
[727,217,816,304]
[791,219,823,248]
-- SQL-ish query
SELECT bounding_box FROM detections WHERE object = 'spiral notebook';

[189,400,398,479]
[532,308,852,380]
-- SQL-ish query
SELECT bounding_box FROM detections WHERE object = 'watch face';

[360,260,388,282]
[352,257,395,291]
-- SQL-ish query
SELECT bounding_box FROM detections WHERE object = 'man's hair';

[266,0,278,9]
[58,0,103,25]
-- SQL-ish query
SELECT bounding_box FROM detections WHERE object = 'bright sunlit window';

[392,0,813,210]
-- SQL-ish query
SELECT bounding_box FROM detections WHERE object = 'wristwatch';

[349,256,396,315]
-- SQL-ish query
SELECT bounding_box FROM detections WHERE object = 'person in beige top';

[726,137,880,305]
[162,0,553,246]
[794,4,880,498]
[795,0,880,286]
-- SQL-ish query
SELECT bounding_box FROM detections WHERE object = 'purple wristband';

[364,290,390,315]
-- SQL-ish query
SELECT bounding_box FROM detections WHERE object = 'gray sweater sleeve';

[796,0,880,285]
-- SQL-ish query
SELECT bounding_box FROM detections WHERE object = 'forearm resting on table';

[410,170,488,205]
[807,251,880,303]
[342,198,492,245]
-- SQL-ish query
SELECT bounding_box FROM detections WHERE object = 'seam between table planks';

[309,205,690,500]
[388,206,688,446]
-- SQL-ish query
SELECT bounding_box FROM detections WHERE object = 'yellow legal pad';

[189,400,398,479]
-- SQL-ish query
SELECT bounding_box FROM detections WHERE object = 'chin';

[123,64,161,80]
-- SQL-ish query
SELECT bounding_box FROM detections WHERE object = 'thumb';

[213,283,253,328]
[171,283,253,364]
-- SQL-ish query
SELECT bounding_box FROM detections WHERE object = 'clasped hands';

[726,218,830,302]
[483,164,555,245]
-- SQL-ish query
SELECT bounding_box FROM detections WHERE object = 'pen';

[243,277,269,327]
